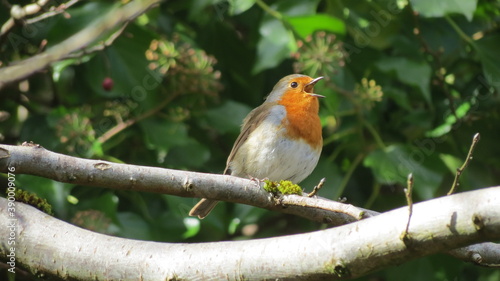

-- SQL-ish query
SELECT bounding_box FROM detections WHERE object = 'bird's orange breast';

[278,91,323,151]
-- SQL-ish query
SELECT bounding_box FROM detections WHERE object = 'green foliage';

[1,0,499,279]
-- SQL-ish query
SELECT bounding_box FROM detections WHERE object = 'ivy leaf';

[229,0,256,15]
[476,34,500,92]
[252,18,293,74]
[252,0,321,73]
[364,145,446,199]
[410,0,478,21]
[140,118,190,151]
[203,101,252,134]
[287,14,345,38]
[376,57,432,104]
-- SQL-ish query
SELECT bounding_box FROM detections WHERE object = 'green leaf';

[20,115,59,151]
[140,118,190,152]
[229,0,256,15]
[287,14,345,38]
[426,102,470,138]
[476,34,500,92]
[386,256,436,281]
[81,24,160,99]
[439,153,462,174]
[182,217,201,239]
[188,0,225,19]
[76,192,119,222]
[410,0,478,21]
[151,210,190,241]
[117,212,151,240]
[252,0,321,73]
[364,144,445,199]
[376,57,432,104]
[141,118,210,167]
[203,101,252,134]
[364,146,406,185]
[301,158,342,200]
[272,0,321,16]
[166,139,211,168]
[43,2,118,47]
[253,19,292,73]
[385,87,412,111]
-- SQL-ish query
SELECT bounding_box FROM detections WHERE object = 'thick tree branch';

[0,143,371,225]
[1,186,499,280]
[0,0,161,90]
[1,143,499,270]
[449,243,500,267]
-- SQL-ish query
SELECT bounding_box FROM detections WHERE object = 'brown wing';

[223,102,276,175]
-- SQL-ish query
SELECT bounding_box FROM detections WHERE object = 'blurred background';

[1,0,499,280]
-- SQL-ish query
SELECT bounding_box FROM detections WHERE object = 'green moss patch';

[263,180,303,195]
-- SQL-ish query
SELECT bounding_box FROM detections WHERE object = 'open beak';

[304,76,325,98]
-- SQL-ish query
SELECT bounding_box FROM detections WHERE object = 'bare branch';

[0,0,161,90]
[279,195,368,221]
[60,21,129,60]
[0,0,50,37]
[97,92,179,144]
[401,173,414,243]
[1,143,499,273]
[449,243,500,267]
[448,132,480,195]
[307,177,325,197]
[0,143,372,225]
[25,0,80,25]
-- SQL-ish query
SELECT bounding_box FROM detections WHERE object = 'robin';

[189,74,324,219]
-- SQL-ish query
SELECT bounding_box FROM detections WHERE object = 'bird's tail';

[189,198,219,219]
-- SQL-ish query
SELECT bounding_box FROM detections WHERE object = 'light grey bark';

[1,143,500,281]
[0,186,499,280]
[0,144,373,225]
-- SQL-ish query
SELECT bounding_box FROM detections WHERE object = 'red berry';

[102,77,114,91]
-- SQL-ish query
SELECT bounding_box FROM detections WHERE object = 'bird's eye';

[290,82,298,88]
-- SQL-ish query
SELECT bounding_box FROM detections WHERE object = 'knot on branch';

[94,162,111,171]
[472,214,485,231]
[182,177,194,190]
[331,262,350,278]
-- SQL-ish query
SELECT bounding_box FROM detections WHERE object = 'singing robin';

[189,74,324,219]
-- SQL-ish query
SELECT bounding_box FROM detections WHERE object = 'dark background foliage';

[1,0,499,280]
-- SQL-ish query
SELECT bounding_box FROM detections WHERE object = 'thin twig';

[61,22,129,60]
[0,0,161,90]
[0,0,50,38]
[25,0,80,25]
[445,15,475,46]
[447,133,480,195]
[361,119,386,149]
[334,153,364,199]
[279,195,370,221]
[401,173,414,243]
[307,178,325,197]
[363,181,381,209]
[97,92,178,144]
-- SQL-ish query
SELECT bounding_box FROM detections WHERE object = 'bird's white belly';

[229,107,320,183]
